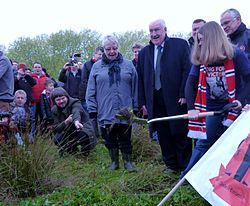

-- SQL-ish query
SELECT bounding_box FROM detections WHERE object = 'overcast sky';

[1,0,249,47]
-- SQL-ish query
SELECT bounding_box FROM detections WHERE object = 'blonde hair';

[191,21,234,65]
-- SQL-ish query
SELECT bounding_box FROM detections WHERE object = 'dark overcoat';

[137,36,191,134]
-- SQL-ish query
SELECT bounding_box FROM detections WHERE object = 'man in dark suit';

[137,19,192,173]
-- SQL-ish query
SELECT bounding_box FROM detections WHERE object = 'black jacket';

[188,36,194,50]
[14,75,36,104]
[137,37,191,134]
[81,58,96,101]
[40,91,53,121]
[58,69,84,100]
[51,96,95,138]
[229,23,250,60]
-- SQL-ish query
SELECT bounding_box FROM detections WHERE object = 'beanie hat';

[18,63,26,71]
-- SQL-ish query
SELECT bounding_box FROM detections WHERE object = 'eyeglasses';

[221,17,236,27]
[149,27,161,34]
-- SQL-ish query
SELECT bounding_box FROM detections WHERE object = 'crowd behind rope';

[0,8,250,175]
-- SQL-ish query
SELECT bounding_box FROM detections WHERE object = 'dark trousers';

[153,89,192,171]
[29,103,43,140]
[53,130,91,153]
[100,124,132,154]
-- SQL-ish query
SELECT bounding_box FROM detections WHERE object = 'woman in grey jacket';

[86,35,138,172]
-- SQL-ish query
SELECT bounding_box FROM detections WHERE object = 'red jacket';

[30,73,48,104]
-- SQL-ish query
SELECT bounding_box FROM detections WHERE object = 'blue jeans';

[180,115,227,178]
[29,105,36,141]
[81,100,88,112]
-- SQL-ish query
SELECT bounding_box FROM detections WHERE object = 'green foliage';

[7,29,102,78]
[0,126,209,206]
[0,135,59,203]
[6,29,149,79]
[115,30,149,60]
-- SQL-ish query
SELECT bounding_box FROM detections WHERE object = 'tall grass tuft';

[0,133,59,202]
[131,124,161,162]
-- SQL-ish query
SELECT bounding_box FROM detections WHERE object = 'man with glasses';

[220,8,250,60]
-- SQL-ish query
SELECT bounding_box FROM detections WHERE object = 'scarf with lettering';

[188,59,238,139]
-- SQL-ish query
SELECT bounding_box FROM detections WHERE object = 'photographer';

[14,63,36,106]
[51,87,96,156]
[58,55,84,101]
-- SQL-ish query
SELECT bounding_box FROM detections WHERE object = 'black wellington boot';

[122,153,136,172]
[108,148,119,171]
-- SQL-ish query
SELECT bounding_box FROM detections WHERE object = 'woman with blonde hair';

[180,21,250,178]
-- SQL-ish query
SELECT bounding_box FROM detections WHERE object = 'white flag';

[185,111,250,206]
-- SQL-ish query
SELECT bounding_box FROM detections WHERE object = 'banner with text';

[185,111,250,206]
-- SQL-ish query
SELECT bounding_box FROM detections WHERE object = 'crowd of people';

[0,8,250,177]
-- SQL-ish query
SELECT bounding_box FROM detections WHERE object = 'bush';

[0,134,59,202]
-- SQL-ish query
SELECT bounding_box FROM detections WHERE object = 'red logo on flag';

[210,133,250,206]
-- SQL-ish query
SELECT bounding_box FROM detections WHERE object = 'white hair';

[149,19,166,28]
[102,35,119,48]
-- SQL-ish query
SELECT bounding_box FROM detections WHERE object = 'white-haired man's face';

[149,21,166,46]
[220,11,241,35]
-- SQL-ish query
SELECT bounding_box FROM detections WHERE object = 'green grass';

[0,125,210,206]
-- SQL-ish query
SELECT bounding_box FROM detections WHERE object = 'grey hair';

[14,89,27,99]
[221,8,241,19]
[102,35,119,48]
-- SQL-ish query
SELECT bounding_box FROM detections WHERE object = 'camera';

[66,53,81,67]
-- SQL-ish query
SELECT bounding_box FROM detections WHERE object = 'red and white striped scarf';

[188,59,238,139]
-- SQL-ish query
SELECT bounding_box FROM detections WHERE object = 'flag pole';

[157,177,186,206]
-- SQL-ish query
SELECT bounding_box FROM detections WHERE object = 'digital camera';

[66,53,81,67]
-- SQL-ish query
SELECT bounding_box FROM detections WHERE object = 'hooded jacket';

[51,87,95,138]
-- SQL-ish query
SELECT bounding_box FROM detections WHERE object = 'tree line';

[2,29,189,78]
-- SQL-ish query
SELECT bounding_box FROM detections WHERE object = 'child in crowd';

[10,90,29,145]
[40,79,55,135]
